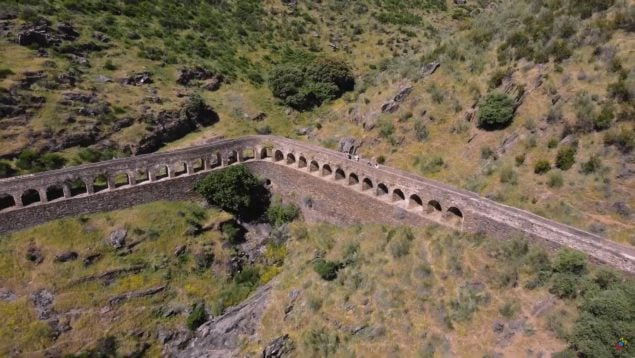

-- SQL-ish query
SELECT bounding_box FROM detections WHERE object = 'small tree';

[313,259,341,281]
[534,159,551,174]
[477,92,515,129]
[195,165,270,221]
[186,302,208,330]
[555,145,576,170]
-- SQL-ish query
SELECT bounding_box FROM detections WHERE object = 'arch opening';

[264,178,272,186]
[392,189,405,202]
[447,207,463,218]
[286,153,296,165]
[309,161,319,172]
[113,172,130,188]
[227,150,238,165]
[173,162,187,177]
[260,147,271,160]
[349,173,359,186]
[335,168,345,180]
[210,152,222,169]
[46,185,64,202]
[298,156,307,168]
[377,183,388,196]
[0,194,16,211]
[242,147,255,161]
[135,169,149,184]
[274,150,284,162]
[362,178,373,191]
[427,200,442,213]
[409,194,423,210]
[191,159,204,173]
[67,178,87,196]
[93,174,108,192]
[21,189,40,207]
[155,166,169,181]
[322,164,332,177]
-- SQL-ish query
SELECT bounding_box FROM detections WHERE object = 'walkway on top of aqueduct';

[0,135,634,274]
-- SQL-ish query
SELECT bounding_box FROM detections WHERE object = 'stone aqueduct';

[0,135,633,274]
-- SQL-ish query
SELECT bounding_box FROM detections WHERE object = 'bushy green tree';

[313,259,341,281]
[477,92,515,129]
[555,145,577,170]
[269,57,354,111]
[195,165,270,221]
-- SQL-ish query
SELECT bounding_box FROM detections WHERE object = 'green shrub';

[313,259,341,281]
[0,161,15,178]
[103,59,117,70]
[547,171,564,188]
[414,119,428,141]
[580,154,602,174]
[477,92,515,129]
[266,197,299,227]
[303,326,340,356]
[378,119,395,138]
[604,128,634,154]
[481,146,495,160]
[388,237,411,258]
[186,303,207,330]
[515,153,526,166]
[607,78,630,102]
[195,165,270,221]
[555,145,576,170]
[0,68,14,79]
[221,221,241,244]
[547,138,559,149]
[16,150,66,172]
[549,273,580,298]
[594,103,614,131]
[552,249,587,275]
[534,159,551,174]
[269,57,354,111]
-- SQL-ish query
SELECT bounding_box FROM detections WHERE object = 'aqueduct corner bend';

[0,135,633,274]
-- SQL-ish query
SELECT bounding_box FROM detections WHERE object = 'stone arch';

[135,169,149,184]
[335,168,345,181]
[172,162,188,177]
[46,185,65,202]
[113,172,130,187]
[377,183,388,196]
[264,178,272,187]
[309,160,319,172]
[274,150,284,162]
[154,165,169,181]
[66,178,87,196]
[227,150,238,165]
[392,188,405,202]
[321,164,332,177]
[210,151,222,168]
[349,173,359,185]
[260,147,271,160]
[409,194,423,211]
[427,200,442,213]
[242,147,255,161]
[298,156,307,168]
[93,174,109,192]
[362,178,373,191]
[447,207,463,219]
[286,153,296,165]
[191,158,204,173]
[21,189,40,207]
[0,194,16,211]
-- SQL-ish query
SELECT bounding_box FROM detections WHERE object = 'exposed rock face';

[0,87,46,119]
[262,335,294,358]
[381,86,412,113]
[177,67,224,91]
[17,19,60,47]
[420,61,440,78]
[165,282,273,357]
[123,72,153,86]
[338,137,358,154]
[134,102,219,154]
[107,228,127,249]
[54,251,78,263]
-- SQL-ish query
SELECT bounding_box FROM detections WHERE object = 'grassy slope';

[0,200,251,355]
[1,1,632,245]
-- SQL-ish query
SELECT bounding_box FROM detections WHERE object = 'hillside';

[0,0,633,245]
